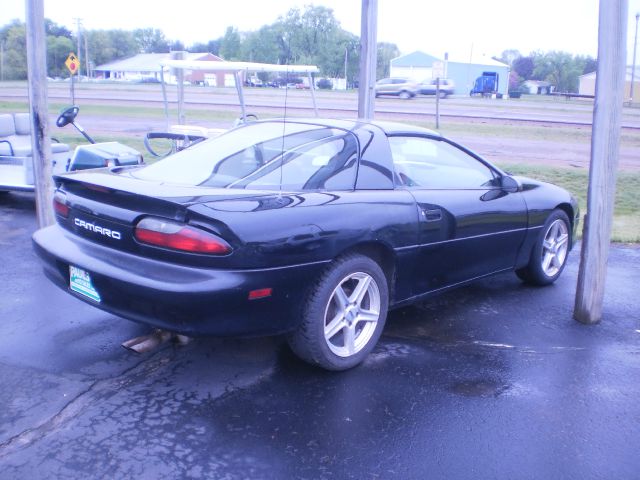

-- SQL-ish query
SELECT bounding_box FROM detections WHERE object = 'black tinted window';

[133,122,358,191]
[389,136,496,189]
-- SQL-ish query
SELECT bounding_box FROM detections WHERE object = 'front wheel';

[516,209,571,285]
[399,91,411,99]
[287,254,389,371]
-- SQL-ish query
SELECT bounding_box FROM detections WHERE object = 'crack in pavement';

[0,347,173,459]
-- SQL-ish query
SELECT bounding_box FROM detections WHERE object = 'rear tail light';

[53,191,69,218]
[248,288,273,300]
[134,217,231,255]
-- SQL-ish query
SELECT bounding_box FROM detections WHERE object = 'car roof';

[259,118,441,138]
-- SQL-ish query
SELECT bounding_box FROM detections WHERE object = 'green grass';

[497,163,640,243]
[1,99,256,128]
[416,118,640,146]
[53,132,147,155]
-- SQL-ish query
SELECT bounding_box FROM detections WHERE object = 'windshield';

[133,122,359,191]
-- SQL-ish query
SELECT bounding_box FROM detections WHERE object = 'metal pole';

[26,0,55,227]
[308,72,318,116]
[71,73,75,104]
[170,51,186,124]
[160,68,170,130]
[435,77,440,129]
[84,33,90,79]
[344,47,348,90]
[234,71,247,121]
[74,18,82,77]
[574,0,628,324]
[630,13,639,103]
[358,0,378,119]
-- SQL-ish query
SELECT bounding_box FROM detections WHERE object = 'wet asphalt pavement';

[0,191,639,480]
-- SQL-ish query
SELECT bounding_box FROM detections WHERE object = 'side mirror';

[500,175,521,193]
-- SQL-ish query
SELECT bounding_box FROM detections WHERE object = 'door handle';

[422,208,442,222]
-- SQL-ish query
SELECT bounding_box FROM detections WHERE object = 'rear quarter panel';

[514,176,579,268]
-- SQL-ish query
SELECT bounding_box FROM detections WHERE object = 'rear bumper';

[32,225,328,336]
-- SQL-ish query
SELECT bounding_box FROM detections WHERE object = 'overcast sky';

[3,1,640,63]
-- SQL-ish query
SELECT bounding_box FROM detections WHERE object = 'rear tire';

[287,254,389,371]
[399,91,411,99]
[516,209,571,286]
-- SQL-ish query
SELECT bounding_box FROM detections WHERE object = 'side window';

[231,135,358,191]
[389,136,496,189]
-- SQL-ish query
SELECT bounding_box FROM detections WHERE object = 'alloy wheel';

[541,219,569,277]
[323,272,381,357]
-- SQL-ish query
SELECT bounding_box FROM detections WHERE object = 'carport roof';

[95,53,221,72]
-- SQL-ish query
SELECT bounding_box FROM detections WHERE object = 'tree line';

[1,5,596,93]
[0,6,398,85]
[0,18,182,80]
[496,49,597,93]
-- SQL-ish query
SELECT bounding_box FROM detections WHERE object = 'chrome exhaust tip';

[122,329,191,353]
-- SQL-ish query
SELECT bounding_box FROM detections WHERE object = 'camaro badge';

[74,218,122,240]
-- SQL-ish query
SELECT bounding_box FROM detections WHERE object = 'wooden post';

[26,0,55,227]
[574,0,628,324]
[358,0,377,119]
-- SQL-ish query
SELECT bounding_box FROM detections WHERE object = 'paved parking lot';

[1,191,639,479]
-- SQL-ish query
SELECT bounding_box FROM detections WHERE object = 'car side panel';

[513,177,580,269]
[406,188,528,295]
[192,189,420,272]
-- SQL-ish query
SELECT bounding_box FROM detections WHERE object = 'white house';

[522,80,554,95]
[94,52,227,85]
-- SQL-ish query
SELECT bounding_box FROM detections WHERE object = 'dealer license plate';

[69,265,101,303]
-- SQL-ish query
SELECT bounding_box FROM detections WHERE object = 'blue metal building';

[390,50,510,96]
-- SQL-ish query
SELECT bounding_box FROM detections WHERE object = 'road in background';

[1,81,640,128]
[2,81,639,172]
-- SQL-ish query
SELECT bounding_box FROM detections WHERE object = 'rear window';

[133,122,359,191]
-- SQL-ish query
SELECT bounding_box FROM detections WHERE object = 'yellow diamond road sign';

[65,53,79,75]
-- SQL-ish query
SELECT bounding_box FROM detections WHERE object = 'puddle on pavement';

[449,379,511,398]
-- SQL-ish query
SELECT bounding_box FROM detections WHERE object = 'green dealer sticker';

[69,265,101,303]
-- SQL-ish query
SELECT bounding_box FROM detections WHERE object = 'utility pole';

[26,0,55,227]
[630,12,639,104]
[574,0,628,324]
[84,33,90,79]
[358,0,377,119]
[74,17,82,77]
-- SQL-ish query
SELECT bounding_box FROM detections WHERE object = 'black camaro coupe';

[33,118,579,370]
